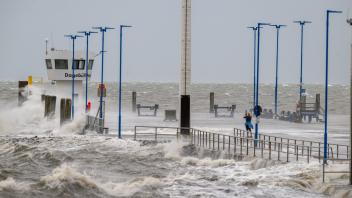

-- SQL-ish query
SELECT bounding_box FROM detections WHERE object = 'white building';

[44,48,97,110]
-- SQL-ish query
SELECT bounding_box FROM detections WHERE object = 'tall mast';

[180,0,191,134]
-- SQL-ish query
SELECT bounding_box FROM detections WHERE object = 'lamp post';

[77,31,98,112]
[247,26,257,111]
[64,34,83,120]
[254,23,271,146]
[118,25,132,139]
[269,24,286,116]
[323,10,342,166]
[92,26,114,120]
[293,20,311,102]
[347,17,352,186]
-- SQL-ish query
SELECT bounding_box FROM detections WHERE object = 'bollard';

[132,91,137,112]
[18,81,28,106]
[60,98,72,125]
[44,95,56,118]
[209,92,214,113]
[65,99,72,121]
[60,99,65,125]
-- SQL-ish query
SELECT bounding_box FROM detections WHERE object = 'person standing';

[244,112,254,137]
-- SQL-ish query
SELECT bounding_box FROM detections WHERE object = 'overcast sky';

[0,0,351,84]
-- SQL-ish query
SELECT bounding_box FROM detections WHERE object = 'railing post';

[261,140,264,158]
[280,138,283,151]
[202,131,205,147]
[228,136,231,153]
[274,137,277,151]
[234,136,237,154]
[155,127,157,141]
[206,132,208,148]
[240,138,243,156]
[218,134,220,151]
[287,143,289,162]
[319,142,321,163]
[296,145,299,161]
[253,138,256,157]
[134,126,137,140]
[246,138,249,155]
[223,135,225,150]
[269,141,272,160]
[302,140,305,156]
[213,133,215,150]
[307,146,309,163]
[336,145,339,159]
[278,143,281,161]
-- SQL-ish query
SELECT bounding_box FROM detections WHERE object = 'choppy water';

[0,81,351,197]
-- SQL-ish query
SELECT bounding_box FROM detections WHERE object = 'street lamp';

[64,34,83,120]
[269,24,286,116]
[348,16,352,186]
[92,26,114,121]
[247,26,257,111]
[254,22,271,146]
[77,31,98,112]
[118,25,132,139]
[323,10,342,168]
[293,20,311,102]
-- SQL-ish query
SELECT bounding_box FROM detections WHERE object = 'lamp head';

[328,10,342,14]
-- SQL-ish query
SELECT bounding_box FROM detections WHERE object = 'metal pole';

[78,31,97,112]
[255,23,270,146]
[299,23,304,101]
[348,17,352,186]
[248,27,257,110]
[85,34,89,111]
[294,21,311,101]
[255,24,261,146]
[118,26,123,139]
[92,27,114,120]
[118,25,132,139]
[324,10,342,165]
[72,39,75,119]
[270,25,286,116]
[100,30,105,119]
[65,34,83,120]
[347,17,352,186]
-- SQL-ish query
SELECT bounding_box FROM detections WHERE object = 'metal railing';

[232,128,350,161]
[134,126,350,164]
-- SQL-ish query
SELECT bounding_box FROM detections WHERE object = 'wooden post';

[210,92,214,113]
[18,81,28,106]
[132,91,137,112]
[60,98,72,125]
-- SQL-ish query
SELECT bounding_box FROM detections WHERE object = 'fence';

[134,126,350,164]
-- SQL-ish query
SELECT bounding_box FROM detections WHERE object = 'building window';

[45,59,52,69]
[88,60,94,70]
[73,60,85,70]
[55,59,68,69]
